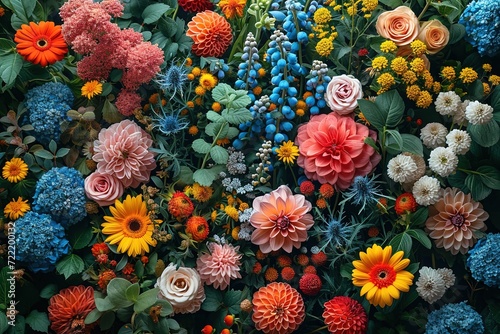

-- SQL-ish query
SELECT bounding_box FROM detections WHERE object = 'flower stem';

[418,0,431,20]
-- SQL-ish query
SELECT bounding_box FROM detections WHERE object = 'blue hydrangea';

[459,0,500,57]
[425,302,484,334]
[15,212,70,273]
[467,233,500,287]
[24,82,74,145]
[32,167,86,228]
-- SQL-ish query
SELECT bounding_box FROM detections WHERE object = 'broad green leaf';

[226,126,239,139]
[477,166,500,190]
[357,99,385,131]
[389,232,412,256]
[223,290,242,314]
[176,166,193,184]
[34,149,53,160]
[39,284,58,299]
[158,16,177,38]
[126,283,140,302]
[84,309,102,325]
[385,129,403,153]
[102,98,124,124]
[206,110,224,122]
[193,168,218,186]
[410,207,428,228]
[210,145,229,164]
[25,310,49,333]
[449,23,466,44]
[0,313,8,333]
[201,287,223,312]
[468,120,500,147]
[192,138,212,154]
[2,0,36,27]
[106,278,134,308]
[406,229,432,249]
[55,254,84,279]
[227,91,251,109]
[401,133,423,156]
[99,311,115,331]
[465,174,492,201]
[142,3,170,24]
[151,31,170,50]
[157,300,174,317]
[374,90,405,128]
[0,39,16,56]
[164,42,178,61]
[0,52,23,91]
[205,122,229,138]
[94,297,115,312]
[491,85,500,112]
[212,83,234,105]
[67,223,93,250]
[134,288,159,313]
[221,108,253,125]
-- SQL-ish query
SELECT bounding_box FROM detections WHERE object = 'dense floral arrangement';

[1,0,500,333]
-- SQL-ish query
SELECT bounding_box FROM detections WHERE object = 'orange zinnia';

[14,21,68,67]
[186,11,232,58]
[218,0,247,19]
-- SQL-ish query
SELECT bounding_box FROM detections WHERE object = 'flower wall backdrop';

[1,0,500,333]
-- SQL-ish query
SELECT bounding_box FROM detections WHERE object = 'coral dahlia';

[186,11,232,57]
[322,296,368,334]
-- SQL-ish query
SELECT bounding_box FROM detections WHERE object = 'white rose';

[325,74,363,115]
[155,263,206,314]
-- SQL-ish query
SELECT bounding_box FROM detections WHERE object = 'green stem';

[418,0,431,20]
[306,325,328,334]
[457,167,481,175]
[200,122,227,169]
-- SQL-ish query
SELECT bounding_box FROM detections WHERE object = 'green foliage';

[55,254,85,279]
[25,310,49,333]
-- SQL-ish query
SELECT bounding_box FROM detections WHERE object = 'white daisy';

[436,268,456,289]
[428,147,458,177]
[435,91,461,116]
[416,266,446,304]
[412,175,441,206]
[446,129,471,155]
[465,101,494,125]
[387,154,418,183]
[420,122,448,149]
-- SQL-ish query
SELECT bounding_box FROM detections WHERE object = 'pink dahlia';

[196,242,242,290]
[295,112,381,190]
[250,185,314,253]
[93,120,156,188]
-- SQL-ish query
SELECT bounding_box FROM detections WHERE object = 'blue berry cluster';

[15,212,70,273]
[467,233,500,288]
[234,95,273,150]
[425,302,484,334]
[24,82,74,145]
[32,167,87,228]
[235,32,264,101]
[305,60,331,115]
[459,0,500,57]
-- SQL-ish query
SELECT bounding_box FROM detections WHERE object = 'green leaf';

[48,140,57,154]
[201,287,223,312]
[126,283,140,302]
[206,110,224,122]
[449,24,466,44]
[491,84,500,112]
[142,3,170,24]
[134,288,159,313]
[206,122,229,138]
[357,99,385,131]
[84,308,102,325]
[118,324,134,334]
[193,168,218,186]
[102,98,124,123]
[410,207,428,228]
[33,149,53,160]
[477,166,500,190]
[158,16,177,38]
[406,229,432,249]
[0,52,23,91]
[0,313,8,333]
[223,290,242,314]
[39,284,58,299]
[94,297,115,312]
[221,108,253,125]
[374,90,405,128]
[389,232,412,256]
[401,133,424,156]
[385,129,403,153]
[0,39,16,56]
[166,318,180,331]
[99,311,115,331]
[192,139,212,154]
[156,300,174,317]
[25,310,49,333]
[465,174,492,201]
[2,0,36,27]
[107,278,134,308]
[55,254,84,279]
[212,83,234,105]
[67,223,93,250]
[55,148,70,158]
[175,166,193,184]
[210,145,229,164]
[226,126,239,139]
[468,120,500,147]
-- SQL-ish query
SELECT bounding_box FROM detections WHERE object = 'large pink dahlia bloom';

[250,185,314,253]
[295,112,381,190]
[196,243,242,290]
[93,120,156,188]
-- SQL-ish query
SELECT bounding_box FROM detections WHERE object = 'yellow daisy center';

[123,215,149,238]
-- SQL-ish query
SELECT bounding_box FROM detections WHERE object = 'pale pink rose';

[325,75,363,115]
[250,185,314,253]
[93,119,156,188]
[376,6,420,46]
[417,20,450,55]
[295,112,381,190]
[84,171,124,206]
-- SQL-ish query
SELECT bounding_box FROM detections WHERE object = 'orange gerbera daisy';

[14,21,67,67]
[218,0,247,19]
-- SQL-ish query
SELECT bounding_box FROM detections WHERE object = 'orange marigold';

[281,267,296,281]
[186,11,232,57]
[186,216,210,242]
[168,191,194,219]
[97,269,116,290]
[218,0,247,19]
[264,267,279,282]
[395,192,418,215]
[319,183,335,199]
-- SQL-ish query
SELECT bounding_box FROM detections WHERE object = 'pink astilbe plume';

[115,90,142,117]
[121,41,165,91]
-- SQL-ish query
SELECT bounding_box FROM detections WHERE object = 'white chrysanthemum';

[420,122,448,149]
[465,101,494,125]
[436,268,456,289]
[435,91,461,116]
[428,147,458,177]
[387,154,418,183]
[452,100,469,126]
[416,266,446,304]
[446,129,471,155]
[412,175,441,206]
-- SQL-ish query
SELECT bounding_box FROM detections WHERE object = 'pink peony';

[93,120,156,189]
[196,243,242,290]
[250,185,314,253]
[295,112,380,190]
[325,74,363,115]
[84,171,124,206]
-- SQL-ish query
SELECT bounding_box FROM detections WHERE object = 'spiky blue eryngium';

[155,61,188,98]
[151,108,189,136]
[341,174,385,213]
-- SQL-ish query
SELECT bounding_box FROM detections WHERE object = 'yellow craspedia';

[406,85,421,101]
[239,202,249,211]
[410,58,425,73]
[191,67,201,76]
[346,5,356,16]
[459,67,478,84]
[372,56,388,70]
[380,40,397,53]
[402,71,418,84]
[489,75,500,86]
[390,57,408,75]
[441,66,456,81]
[313,7,332,24]
[422,70,434,90]
[483,82,491,95]
[186,101,195,108]
[199,73,218,90]
[410,40,427,56]
[362,0,378,11]
[225,205,239,221]
[195,85,206,96]
[316,37,334,57]
[482,63,492,72]
[81,80,103,99]
[432,81,441,93]
[416,90,433,108]
[333,4,342,11]
[231,226,240,240]
[377,73,395,88]
[212,102,222,112]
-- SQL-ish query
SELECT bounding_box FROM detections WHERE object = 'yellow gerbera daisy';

[276,140,299,164]
[2,157,28,183]
[81,80,103,99]
[101,195,157,257]
[4,197,30,220]
[352,244,414,307]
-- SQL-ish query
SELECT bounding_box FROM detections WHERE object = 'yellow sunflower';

[276,140,300,164]
[2,157,28,183]
[81,80,103,99]
[101,195,157,257]
[352,244,414,307]
[4,197,30,220]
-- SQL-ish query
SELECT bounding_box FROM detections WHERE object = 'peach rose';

[417,20,450,55]
[325,74,363,115]
[376,6,419,46]
[84,171,124,206]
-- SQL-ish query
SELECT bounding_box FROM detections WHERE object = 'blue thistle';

[155,60,188,99]
[317,206,353,251]
[152,108,189,136]
[341,174,386,213]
